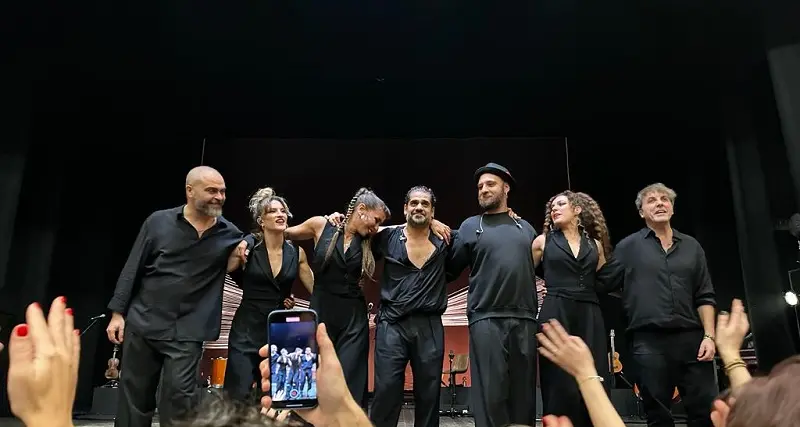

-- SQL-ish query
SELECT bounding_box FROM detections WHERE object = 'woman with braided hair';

[531,190,614,427]
[282,187,391,408]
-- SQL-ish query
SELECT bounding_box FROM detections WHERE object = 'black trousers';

[115,330,203,427]
[223,345,262,402]
[631,330,718,427]
[469,317,538,427]
[370,314,444,427]
[311,291,369,408]
[538,296,609,427]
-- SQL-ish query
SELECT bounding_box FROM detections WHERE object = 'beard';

[406,212,430,228]
[196,199,223,217]
[479,194,502,212]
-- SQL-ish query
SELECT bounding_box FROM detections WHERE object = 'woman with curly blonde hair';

[531,190,615,427]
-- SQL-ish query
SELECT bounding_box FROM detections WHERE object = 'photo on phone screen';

[267,309,318,409]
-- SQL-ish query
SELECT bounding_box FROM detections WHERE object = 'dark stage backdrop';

[201,137,749,391]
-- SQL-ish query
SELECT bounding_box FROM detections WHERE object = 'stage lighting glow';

[785,291,798,307]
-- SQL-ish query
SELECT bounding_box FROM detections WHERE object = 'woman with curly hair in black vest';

[531,190,614,427]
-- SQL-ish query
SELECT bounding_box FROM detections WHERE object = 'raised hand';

[8,297,80,427]
[537,319,596,379]
[715,299,750,360]
[259,323,360,427]
[543,415,575,427]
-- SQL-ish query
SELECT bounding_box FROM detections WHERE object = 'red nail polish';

[17,325,28,337]
[66,308,73,316]
[74,329,80,335]
[60,296,67,304]
[32,302,40,309]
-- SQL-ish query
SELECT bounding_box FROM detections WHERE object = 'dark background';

[3,0,800,417]
[270,321,317,353]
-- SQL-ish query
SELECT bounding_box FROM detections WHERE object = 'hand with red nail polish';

[7,297,79,427]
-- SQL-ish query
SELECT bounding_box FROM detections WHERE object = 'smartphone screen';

[267,309,319,409]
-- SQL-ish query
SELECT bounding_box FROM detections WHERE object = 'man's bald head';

[185,166,226,218]
[186,166,223,186]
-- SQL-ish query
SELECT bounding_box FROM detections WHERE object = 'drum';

[211,357,228,388]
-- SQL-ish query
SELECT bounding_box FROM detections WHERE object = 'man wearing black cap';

[447,163,539,427]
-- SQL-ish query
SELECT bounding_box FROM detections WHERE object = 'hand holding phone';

[267,309,319,409]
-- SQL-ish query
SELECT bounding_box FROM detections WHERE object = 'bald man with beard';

[106,166,249,427]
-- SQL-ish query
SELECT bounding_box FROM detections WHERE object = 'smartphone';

[266,309,319,409]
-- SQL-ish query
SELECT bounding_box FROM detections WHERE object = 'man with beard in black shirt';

[599,183,717,427]
[448,163,539,427]
[369,186,455,427]
[105,166,248,427]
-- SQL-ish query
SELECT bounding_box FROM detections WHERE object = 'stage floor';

[0,409,684,427]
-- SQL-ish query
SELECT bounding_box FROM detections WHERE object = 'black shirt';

[372,226,453,323]
[448,212,539,325]
[311,222,365,298]
[107,206,244,341]
[599,227,716,332]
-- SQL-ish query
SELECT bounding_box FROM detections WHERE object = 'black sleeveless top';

[541,230,601,304]
[311,222,365,298]
[229,237,298,351]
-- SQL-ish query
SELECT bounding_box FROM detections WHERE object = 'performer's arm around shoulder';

[285,216,328,245]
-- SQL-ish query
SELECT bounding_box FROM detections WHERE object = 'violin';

[105,344,120,380]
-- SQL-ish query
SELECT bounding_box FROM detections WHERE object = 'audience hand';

[543,415,574,427]
[283,297,295,309]
[537,319,597,379]
[8,297,79,427]
[259,323,359,427]
[430,219,451,244]
[710,399,731,427]
[716,299,750,360]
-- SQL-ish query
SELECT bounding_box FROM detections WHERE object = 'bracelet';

[703,333,715,341]
[578,375,604,385]
[723,359,746,373]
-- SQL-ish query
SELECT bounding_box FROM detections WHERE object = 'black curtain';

[724,58,800,371]
[767,42,800,208]
[0,139,202,416]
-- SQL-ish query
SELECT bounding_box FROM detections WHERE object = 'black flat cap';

[474,162,516,188]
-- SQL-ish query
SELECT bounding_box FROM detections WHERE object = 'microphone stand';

[80,317,104,337]
[447,352,456,417]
